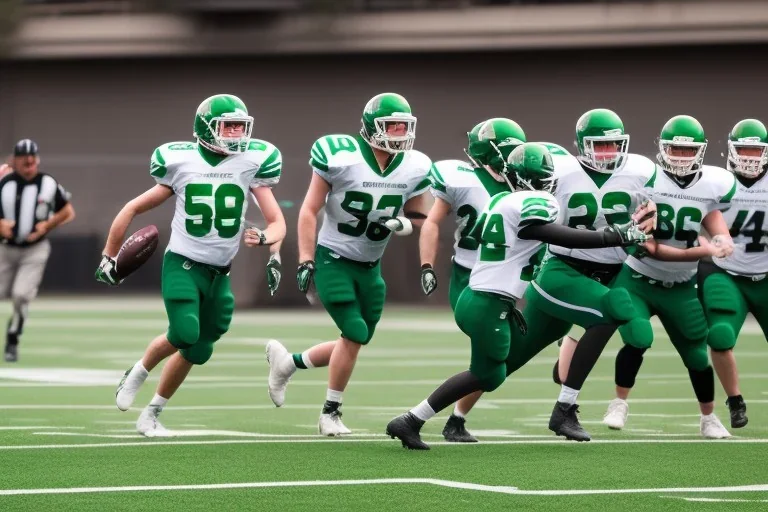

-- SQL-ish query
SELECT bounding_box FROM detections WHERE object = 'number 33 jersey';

[150,140,282,267]
[310,134,432,263]
[715,172,768,275]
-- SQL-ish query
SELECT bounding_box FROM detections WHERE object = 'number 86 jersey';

[310,134,432,263]
[150,140,282,267]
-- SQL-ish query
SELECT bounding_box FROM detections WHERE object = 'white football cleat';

[115,362,149,411]
[318,411,352,437]
[700,413,731,439]
[266,339,296,407]
[136,405,172,438]
[603,398,629,430]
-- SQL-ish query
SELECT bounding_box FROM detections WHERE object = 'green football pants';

[449,261,471,312]
[162,251,234,365]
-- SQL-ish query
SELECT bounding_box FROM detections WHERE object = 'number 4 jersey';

[150,140,282,267]
[310,134,431,262]
[715,172,768,275]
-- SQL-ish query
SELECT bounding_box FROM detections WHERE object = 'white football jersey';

[429,159,511,269]
[311,134,431,262]
[549,153,657,264]
[627,165,737,283]
[470,190,560,300]
[151,140,281,267]
[714,172,768,275]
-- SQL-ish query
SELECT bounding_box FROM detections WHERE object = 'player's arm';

[418,196,451,296]
[246,186,286,248]
[403,191,431,229]
[103,185,173,257]
[518,221,649,248]
[296,173,330,292]
[632,199,657,233]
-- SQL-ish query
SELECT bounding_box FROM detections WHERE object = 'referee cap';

[14,139,39,157]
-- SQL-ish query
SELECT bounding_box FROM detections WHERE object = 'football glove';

[266,253,282,296]
[420,264,437,296]
[378,216,413,236]
[95,255,122,286]
[605,221,652,247]
[297,260,316,294]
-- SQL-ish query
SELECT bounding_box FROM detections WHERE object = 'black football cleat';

[548,401,591,442]
[386,412,430,450]
[4,343,17,363]
[726,396,748,429]
[442,414,478,443]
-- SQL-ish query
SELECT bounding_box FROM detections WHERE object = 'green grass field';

[1,297,767,511]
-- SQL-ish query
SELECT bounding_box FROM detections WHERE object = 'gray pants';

[0,240,51,337]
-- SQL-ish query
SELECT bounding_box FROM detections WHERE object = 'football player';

[419,117,528,442]
[694,119,768,430]
[602,115,735,439]
[265,92,432,436]
[450,109,658,442]
[96,94,286,436]
[386,142,650,450]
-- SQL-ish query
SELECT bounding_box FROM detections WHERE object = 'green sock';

[292,353,307,369]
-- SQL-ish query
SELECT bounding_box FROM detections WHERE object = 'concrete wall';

[0,44,762,305]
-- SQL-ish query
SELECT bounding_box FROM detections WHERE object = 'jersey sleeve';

[713,168,737,211]
[248,141,282,188]
[149,143,189,189]
[517,192,560,228]
[53,182,71,212]
[309,135,354,184]
[405,150,433,201]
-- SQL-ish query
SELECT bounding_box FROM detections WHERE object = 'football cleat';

[265,339,296,407]
[4,343,17,363]
[700,413,731,439]
[726,396,748,429]
[387,412,429,450]
[136,405,172,438]
[318,409,352,436]
[548,401,591,442]
[115,362,148,411]
[442,414,478,443]
[603,398,629,430]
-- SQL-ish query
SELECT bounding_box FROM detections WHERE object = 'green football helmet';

[658,115,707,177]
[506,143,556,194]
[360,93,417,153]
[467,118,527,175]
[727,119,768,178]
[575,108,629,173]
[464,121,485,167]
[193,94,253,154]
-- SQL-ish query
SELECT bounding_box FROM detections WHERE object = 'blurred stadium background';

[0,0,767,308]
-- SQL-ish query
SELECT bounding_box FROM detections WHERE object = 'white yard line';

[0,478,767,497]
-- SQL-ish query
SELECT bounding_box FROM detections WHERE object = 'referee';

[0,139,75,362]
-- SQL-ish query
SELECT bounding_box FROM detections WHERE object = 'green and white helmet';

[575,108,630,173]
[506,142,557,194]
[463,121,485,167]
[466,118,526,176]
[658,115,707,177]
[727,119,768,178]
[360,93,417,153]
[193,94,253,154]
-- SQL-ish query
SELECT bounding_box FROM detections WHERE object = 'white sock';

[302,351,315,369]
[134,360,149,379]
[326,389,343,404]
[701,413,715,420]
[149,393,168,409]
[557,385,579,405]
[410,399,436,422]
[453,405,466,418]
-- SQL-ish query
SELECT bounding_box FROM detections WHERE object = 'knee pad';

[167,312,200,349]
[180,340,214,365]
[601,288,636,323]
[707,323,736,352]
[477,364,506,392]
[341,316,369,345]
[702,275,738,314]
[618,317,654,350]
[681,344,710,372]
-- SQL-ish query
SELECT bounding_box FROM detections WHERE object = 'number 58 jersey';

[310,134,432,263]
[150,140,282,267]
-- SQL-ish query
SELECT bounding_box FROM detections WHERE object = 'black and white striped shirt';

[0,173,70,247]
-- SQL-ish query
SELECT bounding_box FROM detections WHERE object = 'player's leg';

[659,285,730,439]
[699,262,749,428]
[387,289,511,450]
[5,240,50,362]
[554,332,580,384]
[0,244,20,361]
[448,261,471,312]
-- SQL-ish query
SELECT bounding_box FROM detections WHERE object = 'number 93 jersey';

[310,134,431,262]
[470,190,560,300]
[715,172,768,275]
[150,140,282,267]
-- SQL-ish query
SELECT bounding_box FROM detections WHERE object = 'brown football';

[115,225,159,279]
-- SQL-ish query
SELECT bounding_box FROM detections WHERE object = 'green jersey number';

[567,191,632,229]
[338,191,403,242]
[730,210,767,253]
[456,204,479,250]
[479,213,506,262]
[655,204,702,248]
[185,183,245,239]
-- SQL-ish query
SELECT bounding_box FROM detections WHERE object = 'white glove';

[381,216,413,237]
